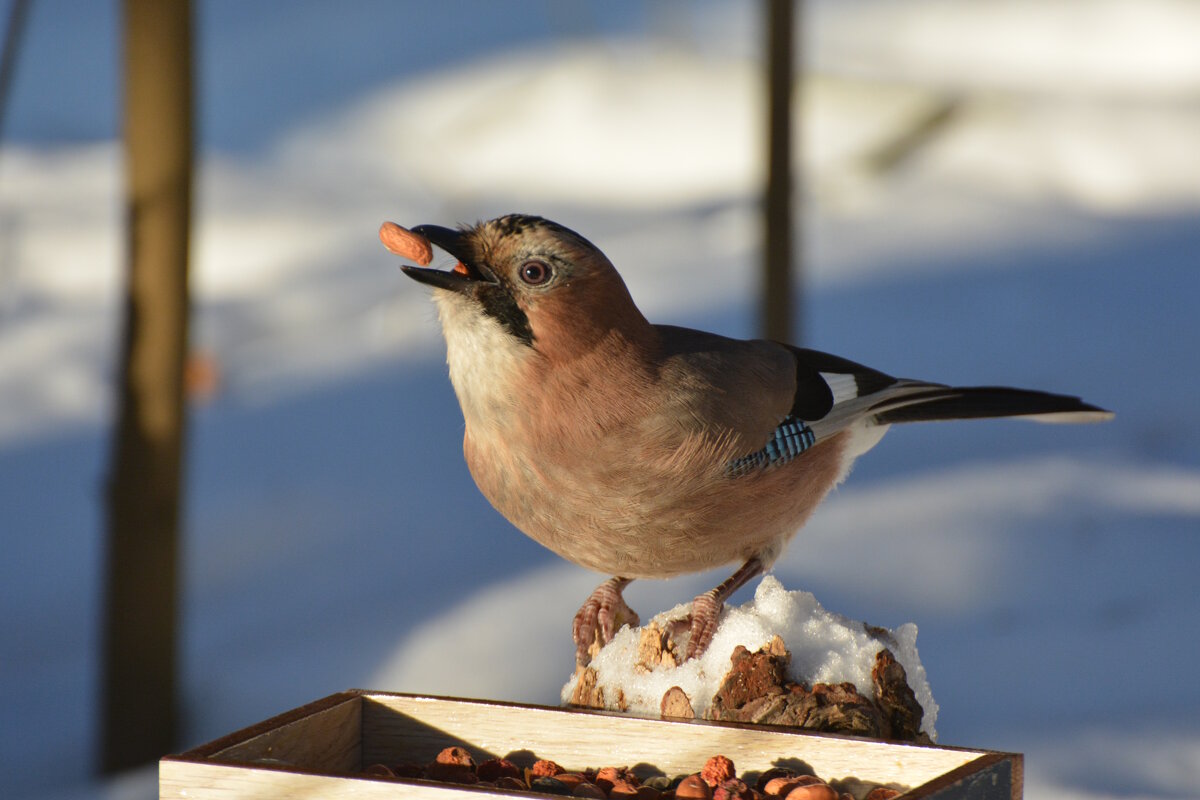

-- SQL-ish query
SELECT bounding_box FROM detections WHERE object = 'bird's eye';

[519,259,552,286]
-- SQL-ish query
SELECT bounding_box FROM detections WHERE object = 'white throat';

[433,291,532,428]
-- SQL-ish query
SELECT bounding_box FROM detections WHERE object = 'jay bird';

[386,213,1112,665]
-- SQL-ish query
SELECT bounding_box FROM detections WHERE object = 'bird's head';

[400,214,652,362]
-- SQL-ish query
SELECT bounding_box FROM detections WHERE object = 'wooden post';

[100,0,193,773]
[0,0,32,140]
[763,0,796,343]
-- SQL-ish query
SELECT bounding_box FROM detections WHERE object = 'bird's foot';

[679,557,765,660]
[573,577,639,666]
[684,590,724,660]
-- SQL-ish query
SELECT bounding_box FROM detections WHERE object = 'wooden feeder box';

[159,691,1021,799]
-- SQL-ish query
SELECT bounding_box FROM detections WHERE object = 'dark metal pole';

[763,0,796,343]
[101,0,193,773]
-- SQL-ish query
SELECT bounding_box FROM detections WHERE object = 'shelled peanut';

[361,749,903,800]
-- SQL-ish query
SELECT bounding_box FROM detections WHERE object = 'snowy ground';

[3,2,1199,799]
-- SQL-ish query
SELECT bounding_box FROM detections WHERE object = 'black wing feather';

[778,345,898,420]
[872,386,1110,423]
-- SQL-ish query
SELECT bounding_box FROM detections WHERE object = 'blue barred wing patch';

[725,416,817,477]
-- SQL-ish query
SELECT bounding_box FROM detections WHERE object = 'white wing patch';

[820,372,861,405]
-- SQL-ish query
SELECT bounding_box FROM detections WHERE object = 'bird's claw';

[684,591,724,660]
[573,578,639,666]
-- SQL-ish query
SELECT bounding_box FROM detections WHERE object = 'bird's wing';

[654,337,1110,479]
[783,345,927,440]
[652,332,913,473]
[783,347,902,421]
[723,346,926,476]
[652,326,799,450]
[787,345,1111,440]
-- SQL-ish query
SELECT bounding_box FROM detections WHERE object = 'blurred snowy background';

[2,1,1199,798]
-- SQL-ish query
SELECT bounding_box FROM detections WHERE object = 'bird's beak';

[401,224,497,293]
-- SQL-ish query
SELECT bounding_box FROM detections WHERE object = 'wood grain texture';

[359,693,979,786]
[213,692,361,772]
[160,761,494,800]
[160,691,1022,799]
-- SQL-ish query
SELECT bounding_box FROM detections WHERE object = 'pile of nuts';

[362,748,902,800]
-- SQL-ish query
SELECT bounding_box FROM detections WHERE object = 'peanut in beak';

[379,221,433,266]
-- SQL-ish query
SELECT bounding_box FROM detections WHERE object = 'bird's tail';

[869,384,1114,425]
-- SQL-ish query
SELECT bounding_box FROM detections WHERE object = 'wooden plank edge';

[167,688,1003,765]
[162,689,1023,797]
[903,752,1023,800]
[160,758,595,800]
[160,759,534,800]
[357,689,999,760]
[162,689,364,762]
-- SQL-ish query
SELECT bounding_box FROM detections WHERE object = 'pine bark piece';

[872,649,925,742]
[636,622,680,672]
[570,665,604,709]
[660,686,695,720]
[706,640,927,742]
[707,639,790,717]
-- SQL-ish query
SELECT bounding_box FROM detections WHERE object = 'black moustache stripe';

[479,285,534,347]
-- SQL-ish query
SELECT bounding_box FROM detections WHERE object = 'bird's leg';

[686,557,764,659]
[573,576,639,665]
